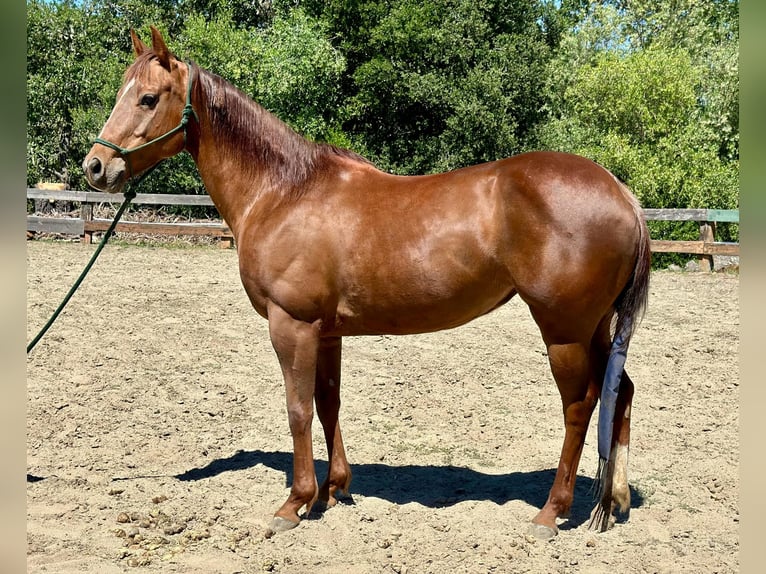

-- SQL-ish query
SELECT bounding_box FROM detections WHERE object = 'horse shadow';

[175,450,643,529]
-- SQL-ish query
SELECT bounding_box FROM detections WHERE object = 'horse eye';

[140,94,158,108]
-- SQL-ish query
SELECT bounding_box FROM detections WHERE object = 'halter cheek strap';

[93,61,198,180]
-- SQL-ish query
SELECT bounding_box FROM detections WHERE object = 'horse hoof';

[312,496,338,513]
[269,515,299,533]
[527,522,558,540]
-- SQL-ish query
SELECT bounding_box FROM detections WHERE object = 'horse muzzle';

[82,153,127,193]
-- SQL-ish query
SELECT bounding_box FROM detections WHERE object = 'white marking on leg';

[611,443,630,512]
[328,378,336,387]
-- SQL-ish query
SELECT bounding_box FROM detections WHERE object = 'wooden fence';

[642,208,738,271]
[27,188,234,248]
[27,189,739,270]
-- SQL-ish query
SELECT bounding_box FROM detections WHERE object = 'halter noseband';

[93,61,198,180]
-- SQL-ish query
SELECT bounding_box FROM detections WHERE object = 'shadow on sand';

[174,449,642,529]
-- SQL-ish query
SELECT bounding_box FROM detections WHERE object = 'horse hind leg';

[529,333,601,539]
[611,371,634,513]
[314,336,353,510]
[529,308,632,539]
[579,310,634,532]
[589,369,634,531]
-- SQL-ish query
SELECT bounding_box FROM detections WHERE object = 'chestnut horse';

[83,27,650,538]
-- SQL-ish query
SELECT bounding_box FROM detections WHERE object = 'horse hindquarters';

[524,203,649,537]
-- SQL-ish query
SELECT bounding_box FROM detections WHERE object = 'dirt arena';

[26,241,739,573]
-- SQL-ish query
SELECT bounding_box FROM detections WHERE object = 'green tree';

[178,0,275,29]
[538,0,738,177]
[615,0,739,162]
[26,0,738,242]
[179,7,347,141]
[27,1,347,194]
[535,0,738,264]
[337,0,552,174]
[27,0,187,191]
[252,9,347,142]
[27,0,116,187]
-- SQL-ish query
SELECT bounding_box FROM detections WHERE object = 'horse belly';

[333,259,515,336]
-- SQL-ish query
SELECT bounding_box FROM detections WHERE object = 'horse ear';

[150,26,171,70]
[130,28,148,57]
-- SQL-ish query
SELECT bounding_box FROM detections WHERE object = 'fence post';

[80,201,93,245]
[698,220,715,272]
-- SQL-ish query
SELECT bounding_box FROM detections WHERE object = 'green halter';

[93,61,198,179]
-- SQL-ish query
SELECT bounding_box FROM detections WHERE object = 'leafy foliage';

[533,0,738,265]
[343,0,551,173]
[26,0,739,264]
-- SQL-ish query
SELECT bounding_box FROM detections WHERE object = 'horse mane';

[123,52,371,198]
[192,63,371,199]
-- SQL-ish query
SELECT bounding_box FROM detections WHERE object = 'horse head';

[82,26,193,193]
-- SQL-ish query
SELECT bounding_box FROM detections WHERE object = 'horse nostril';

[88,157,102,176]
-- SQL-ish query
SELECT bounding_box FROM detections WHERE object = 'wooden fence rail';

[641,207,739,270]
[27,189,739,268]
[27,188,233,248]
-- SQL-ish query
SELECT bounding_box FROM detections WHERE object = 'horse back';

[236,150,643,336]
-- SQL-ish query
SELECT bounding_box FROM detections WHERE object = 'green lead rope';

[27,187,137,354]
[27,155,166,354]
[28,63,198,354]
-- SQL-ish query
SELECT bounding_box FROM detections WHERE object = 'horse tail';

[594,181,651,501]
[614,184,651,342]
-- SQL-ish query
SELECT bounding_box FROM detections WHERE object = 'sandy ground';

[26,241,739,573]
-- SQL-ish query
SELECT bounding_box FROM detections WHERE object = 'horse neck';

[187,68,320,236]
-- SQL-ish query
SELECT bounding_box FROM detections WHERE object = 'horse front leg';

[314,336,353,509]
[267,303,321,532]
